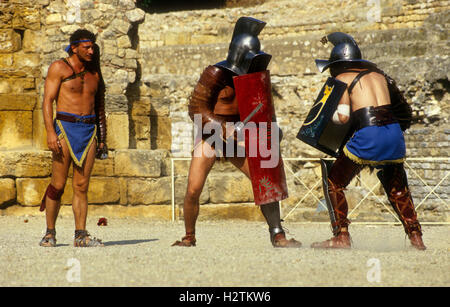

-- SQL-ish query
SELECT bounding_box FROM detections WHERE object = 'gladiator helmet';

[215,17,272,75]
[315,32,376,73]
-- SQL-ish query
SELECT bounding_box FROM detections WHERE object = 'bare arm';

[43,62,63,153]
[333,75,351,124]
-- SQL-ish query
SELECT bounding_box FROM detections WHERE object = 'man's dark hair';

[68,29,96,55]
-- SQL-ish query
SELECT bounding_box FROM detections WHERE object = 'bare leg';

[72,139,97,231]
[172,140,216,246]
[46,138,71,227]
[70,139,104,247]
[40,138,71,247]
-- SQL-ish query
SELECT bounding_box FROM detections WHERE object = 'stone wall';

[0,0,448,222]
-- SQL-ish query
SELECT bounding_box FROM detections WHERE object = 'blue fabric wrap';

[64,39,93,52]
[344,123,406,166]
[55,111,96,167]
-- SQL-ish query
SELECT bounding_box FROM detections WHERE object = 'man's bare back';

[336,68,391,111]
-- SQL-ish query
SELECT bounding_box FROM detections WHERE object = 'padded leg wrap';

[380,164,422,236]
[327,179,352,235]
[40,184,64,212]
[326,155,362,235]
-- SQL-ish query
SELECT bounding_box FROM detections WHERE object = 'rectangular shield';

[233,70,288,205]
[296,77,351,157]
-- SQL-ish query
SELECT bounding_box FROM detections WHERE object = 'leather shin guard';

[380,164,422,236]
[40,184,64,212]
[327,154,363,235]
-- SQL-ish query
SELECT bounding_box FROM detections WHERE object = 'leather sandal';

[74,230,104,247]
[271,231,302,248]
[408,231,426,250]
[39,229,56,247]
[172,233,196,247]
[311,231,351,249]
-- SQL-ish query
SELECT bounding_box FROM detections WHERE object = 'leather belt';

[56,113,96,124]
[352,105,397,131]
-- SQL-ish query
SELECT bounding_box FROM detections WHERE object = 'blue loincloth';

[55,111,97,167]
[343,123,406,167]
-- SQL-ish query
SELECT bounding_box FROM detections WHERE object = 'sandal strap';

[46,228,56,236]
[39,229,56,247]
[74,230,103,247]
[172,233,196,247]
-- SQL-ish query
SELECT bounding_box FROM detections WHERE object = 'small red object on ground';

[97,217,107,226]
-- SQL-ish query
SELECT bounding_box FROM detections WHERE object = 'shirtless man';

[311,32,426,250]
[39,29,107,247]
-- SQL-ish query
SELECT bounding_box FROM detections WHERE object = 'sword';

[235,102,263,133]
[193,103,263,151]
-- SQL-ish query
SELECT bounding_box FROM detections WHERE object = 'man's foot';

[311,231,351,249]
[272,232,302,248]
[172,234,196,247]
[74,230,104,247]
[39,229,56,247]
[409,231,426,250]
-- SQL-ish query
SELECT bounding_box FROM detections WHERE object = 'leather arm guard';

[95,76,108,159]
[189,65,230,141]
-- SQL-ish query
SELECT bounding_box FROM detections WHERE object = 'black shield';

[297,77,350,157]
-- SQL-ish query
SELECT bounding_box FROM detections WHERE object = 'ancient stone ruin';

[0,0,448,223]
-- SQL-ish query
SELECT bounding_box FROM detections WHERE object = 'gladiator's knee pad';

[40,184,64,212]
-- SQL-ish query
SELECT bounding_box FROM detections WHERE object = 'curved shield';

[233,70,288,205]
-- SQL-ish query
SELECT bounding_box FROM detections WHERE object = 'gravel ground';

[0,215,448,287]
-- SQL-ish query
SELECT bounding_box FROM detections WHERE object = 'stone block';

[0,178,15,207]
[91,153,115,177]
[119,0,137,10]
[208,173,254,203]
[22,30,42,53]
[0,111,33,150]
[0,150,52,177]
[131,97,151,116]
[164,32,190,46]
[114,149,161,177]
[127,177,171,205]
[105,94,128,112]
[16,177,49,206]
[16,177,121,206]
[131,115,150,142]
[117,35,131,49]
[12,6,40,30]
[119,177,127,205]
[151,116,172,150]
[174,176,209,205]
[45,14,62,25]
[0,78,35,94]
[0,94,37,110]
[85,177,121,204]
[32,108,47,149]
[111,19,131,35]
[0,54,13,67]
[0,29,21,53]
[106,113,129,149]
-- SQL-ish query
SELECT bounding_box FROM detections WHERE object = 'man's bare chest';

[61,72,98,96]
